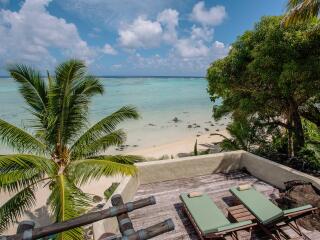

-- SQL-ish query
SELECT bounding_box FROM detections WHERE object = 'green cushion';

[230,187,283,224]
[283,204,313,215]
[180,193,230,234]
[216,220,252,232]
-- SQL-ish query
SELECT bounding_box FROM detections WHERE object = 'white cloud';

[157,8,179,44]
[118,8,180,49]
[213,41,225,49]
[190,25,214,42]
[102,43,117,55]
[118,16,163,49]
[57,0,185,29]
[191,1,226,26]
[175,39,209,58]
[126,42,229,76]
[0,0,95,69]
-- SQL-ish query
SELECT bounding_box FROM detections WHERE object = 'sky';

[0,0,287,76]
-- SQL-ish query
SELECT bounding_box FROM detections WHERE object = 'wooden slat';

[128,171,319,240]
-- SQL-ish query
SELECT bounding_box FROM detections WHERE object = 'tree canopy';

[207,16,320,157]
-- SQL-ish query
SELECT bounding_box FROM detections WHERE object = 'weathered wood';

[4,196,156,240]
[111,194,138,236]
[16,221,35,234]
[103,219,175,240]
[130,171,320,239]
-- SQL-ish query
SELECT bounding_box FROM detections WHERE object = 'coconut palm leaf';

[0,186,36,233]
[47,60,91,146]
[8,65,48,115]
[48,175,91,240]
[69,155,141,186]
[0,119,46,154]
[71,129,126,159]
[70,106,139,156]
[0,154,54,194]
[282,0,320,26]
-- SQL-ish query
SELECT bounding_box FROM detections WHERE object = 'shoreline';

[128,129,229,159]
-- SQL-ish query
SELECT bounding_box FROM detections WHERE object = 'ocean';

[0,77,225,154]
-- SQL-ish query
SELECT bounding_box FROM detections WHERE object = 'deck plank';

[128,171,319,240]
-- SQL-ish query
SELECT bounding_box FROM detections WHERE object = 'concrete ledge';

[136,151,243,184]
[240,151,320,190]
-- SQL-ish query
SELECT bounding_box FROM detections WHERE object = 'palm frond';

[0,168,43,193]
[8,64,48,115]
[69,155,141,186]
[48,174,91,240]
[70,106,139,154]
[0,154,56,178]
[0,119,46,154]
[71,130,126,159]
[282,0,320,26]
[47,60,101,146]
[73,75,104,97]
[0,186,36,233]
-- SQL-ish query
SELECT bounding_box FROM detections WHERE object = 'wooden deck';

[129,171,319,240]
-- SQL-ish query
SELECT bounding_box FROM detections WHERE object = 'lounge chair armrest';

[283,204,314,215]
[216,220,253,232]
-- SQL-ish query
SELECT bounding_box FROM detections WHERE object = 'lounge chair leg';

[259,225,281,240]
[288,220,302,236]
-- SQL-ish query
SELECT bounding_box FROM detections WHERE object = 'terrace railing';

[1,196,174,240]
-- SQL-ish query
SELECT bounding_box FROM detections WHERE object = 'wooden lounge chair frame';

[181,200,256,240]
[258,206,318,240]
[230,187,318,240]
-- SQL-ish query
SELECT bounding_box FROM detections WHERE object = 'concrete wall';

[240,151,320,189]
[137,151,243,184]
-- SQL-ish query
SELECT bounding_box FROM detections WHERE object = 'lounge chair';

[180,193,256,239]
[230,186,317,240]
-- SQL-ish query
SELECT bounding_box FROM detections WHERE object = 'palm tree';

[0,59,142,239]
[282,0,319,26]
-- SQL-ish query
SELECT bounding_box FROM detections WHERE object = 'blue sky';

[0,0,287,76]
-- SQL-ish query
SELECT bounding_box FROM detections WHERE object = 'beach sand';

[128,129,229,159]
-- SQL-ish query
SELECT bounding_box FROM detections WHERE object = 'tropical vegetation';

[207,16,320,170]
[0,59,142,239]
[282,0,319,26]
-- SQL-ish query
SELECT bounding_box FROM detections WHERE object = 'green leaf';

[48,174,91,240]
[71,129,126,159]
[0,119,46,154]
[70,106,139,154]
[69,155,142,186]
[8,64,48,115]
[0,187,36,233]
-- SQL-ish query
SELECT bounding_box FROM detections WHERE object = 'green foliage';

[0,59,142,238]
[282,0,319,26]
[104,183,120,201]
[207,16,320,157]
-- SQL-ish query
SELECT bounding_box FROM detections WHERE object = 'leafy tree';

[207,16,320,157]
[0,60,142,239]
[282,0,319,26]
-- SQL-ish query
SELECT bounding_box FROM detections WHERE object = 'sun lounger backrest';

[180,193,230,234]
[230,187,283,225]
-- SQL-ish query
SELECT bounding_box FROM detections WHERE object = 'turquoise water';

[0,77,222,153]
